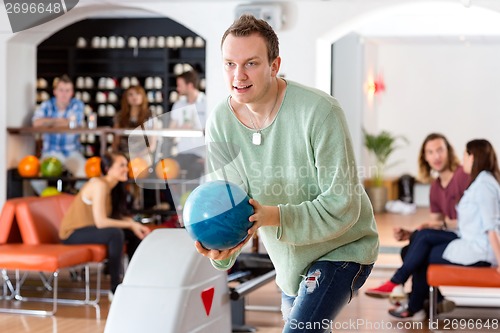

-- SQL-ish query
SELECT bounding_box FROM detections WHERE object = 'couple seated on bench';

[366,135,500,320]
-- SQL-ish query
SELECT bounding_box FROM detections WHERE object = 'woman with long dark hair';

[112,85,153,157]
[112,85,160,209]
[60,152,151,299]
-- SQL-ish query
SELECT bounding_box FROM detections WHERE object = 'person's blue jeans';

[391,229,490,313]
[392,229,458,286]
[281,261,373,333]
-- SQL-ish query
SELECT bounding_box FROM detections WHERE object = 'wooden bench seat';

[427,264,500,323]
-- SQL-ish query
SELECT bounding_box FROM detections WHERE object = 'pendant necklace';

[245,80,280,145]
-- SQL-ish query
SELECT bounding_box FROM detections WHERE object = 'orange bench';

[0,196,43,244]
[0,244,92,315]
[0,197,29,295]
[0,195,107,315]
[15,194,107,265]
[0,196,61,299]
[427,264,500,323]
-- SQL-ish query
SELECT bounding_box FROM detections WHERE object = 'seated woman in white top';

[377,139,500,320]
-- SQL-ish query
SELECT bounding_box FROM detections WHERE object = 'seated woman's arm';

[88,179,150,239]
[488,230,500,274]
[420,213,456,230]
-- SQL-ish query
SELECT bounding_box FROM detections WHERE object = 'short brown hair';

[177,70,199,89]
[221,14,279,63]
[52,74,73,90]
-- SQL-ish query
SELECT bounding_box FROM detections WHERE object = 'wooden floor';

[1,208,500,332]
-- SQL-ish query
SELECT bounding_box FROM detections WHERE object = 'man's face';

[53,81,74,106]
[176,78,189,96]
[222,33,279,105]
[424,138,449,173]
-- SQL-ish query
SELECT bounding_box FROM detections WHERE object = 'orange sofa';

[15,194,107,264]
[0,194,106,315]
[427,264,500,323]
[0,196,42,244]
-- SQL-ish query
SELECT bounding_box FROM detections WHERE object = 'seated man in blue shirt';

[31,74,86,193]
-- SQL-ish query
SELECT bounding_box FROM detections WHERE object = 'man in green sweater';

[195,14,379,332]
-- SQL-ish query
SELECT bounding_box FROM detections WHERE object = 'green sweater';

[205,80,379,296]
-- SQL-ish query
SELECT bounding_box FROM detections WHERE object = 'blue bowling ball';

[183,180,254,250]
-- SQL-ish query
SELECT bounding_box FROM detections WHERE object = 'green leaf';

[363,128,408,186]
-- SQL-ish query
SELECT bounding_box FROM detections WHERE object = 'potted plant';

[363,129,408,212]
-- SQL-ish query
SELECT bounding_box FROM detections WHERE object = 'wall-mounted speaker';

[235,3,283,30]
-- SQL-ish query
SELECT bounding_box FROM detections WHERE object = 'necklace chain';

[245,79,280,133]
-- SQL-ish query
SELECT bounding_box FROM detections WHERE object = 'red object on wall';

[367,73,386,95]
[374,76,386,94]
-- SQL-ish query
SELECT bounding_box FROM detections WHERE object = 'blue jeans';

[391,229,490,312]
[281,261,373,333]
[392,229,458,286]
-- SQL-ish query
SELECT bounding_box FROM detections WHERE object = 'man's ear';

[271,56,281,77]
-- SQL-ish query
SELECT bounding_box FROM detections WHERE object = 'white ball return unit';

[104,229,231,333]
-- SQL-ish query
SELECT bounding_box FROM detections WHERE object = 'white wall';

[0,7,9,205]
[361,40,380,179]
[332,33,364,165]
[372,42,500,178]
